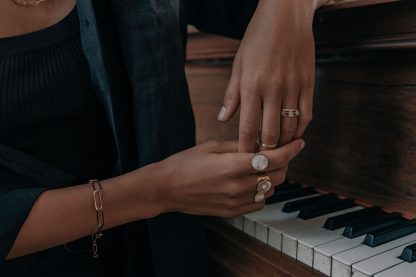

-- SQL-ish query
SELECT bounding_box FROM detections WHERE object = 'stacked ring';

[254,175,272,203]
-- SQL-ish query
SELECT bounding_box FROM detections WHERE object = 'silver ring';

[251,154,269,172]
[281,108,300,118]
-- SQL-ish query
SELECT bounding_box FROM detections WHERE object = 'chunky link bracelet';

[90,179,104,259]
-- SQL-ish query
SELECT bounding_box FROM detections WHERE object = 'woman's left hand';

[218,0,328,152]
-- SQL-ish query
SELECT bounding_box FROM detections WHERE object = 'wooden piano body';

[185,1,416,276]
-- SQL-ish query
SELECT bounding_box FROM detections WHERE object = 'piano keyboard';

[224,181,416,277]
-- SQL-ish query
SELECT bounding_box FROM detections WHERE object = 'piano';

[186,0,416,276]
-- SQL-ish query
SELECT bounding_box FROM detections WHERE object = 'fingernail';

[218,106,226,121]
[300,140,305,150]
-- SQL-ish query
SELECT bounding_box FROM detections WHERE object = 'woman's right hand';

[154,139,305,218]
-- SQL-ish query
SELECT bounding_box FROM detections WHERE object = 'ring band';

[251,153,269,172]
[254,175,272,203]
[281,108,300,118]
[260,143,277,150]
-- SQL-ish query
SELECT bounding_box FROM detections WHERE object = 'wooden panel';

[186,0,416,217]
[315,0,416,52]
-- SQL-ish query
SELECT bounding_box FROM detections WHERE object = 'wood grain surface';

[186,0,416,217]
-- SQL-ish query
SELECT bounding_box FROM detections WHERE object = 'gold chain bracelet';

[90,179,104,259]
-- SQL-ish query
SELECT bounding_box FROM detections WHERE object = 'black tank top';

[0,8,117,183]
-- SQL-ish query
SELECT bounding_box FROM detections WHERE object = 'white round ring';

[251,154,269,172]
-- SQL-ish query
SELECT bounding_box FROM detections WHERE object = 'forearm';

[6,163,164,260]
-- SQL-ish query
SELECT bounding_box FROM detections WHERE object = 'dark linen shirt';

[0,0,258,276]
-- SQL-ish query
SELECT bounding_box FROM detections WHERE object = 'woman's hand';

[155,139,304,218]
[218,0,329,152]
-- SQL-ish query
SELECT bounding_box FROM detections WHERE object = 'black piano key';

[282,193,338,213]
[363,219,416,247]
[275,180,293,190]
[342,212,403,239]
[400,243,416,263]
[324,207,383,230]
[266,186,316,205]
[275,181,302,193]
[298,198,356,220]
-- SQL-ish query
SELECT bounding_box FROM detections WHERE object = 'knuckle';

[241,76,261,92]
[221,155,236,174]
[226,183,242,199]
[262,131,279,144]
[269,78,285,91]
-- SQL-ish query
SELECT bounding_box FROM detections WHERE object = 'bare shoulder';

[0,0,76,38]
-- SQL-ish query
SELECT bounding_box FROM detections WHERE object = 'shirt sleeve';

[0,168,49,266]
[188,0,259,39]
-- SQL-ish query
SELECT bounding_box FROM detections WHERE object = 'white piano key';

[282,206,363,259]
[243,194,319,239]
[268,205,362,252]
[313,236,366,276]
[352,241,416,277]
[243,201,290,236]
[332,233,416,277]
[255,210,299,243]
[375,262,416,277]
[230,216,244,230]
[297,228,345,267]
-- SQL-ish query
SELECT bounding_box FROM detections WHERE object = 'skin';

[1,0,341,261]
[218,0,336,152]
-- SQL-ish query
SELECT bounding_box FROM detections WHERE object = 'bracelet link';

[90,179,104,258]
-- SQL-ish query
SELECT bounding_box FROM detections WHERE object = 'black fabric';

[0,0,259,276]
[0,8,121,276]
[0,8,117,184]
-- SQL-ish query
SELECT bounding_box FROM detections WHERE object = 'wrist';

[116,162,171,220]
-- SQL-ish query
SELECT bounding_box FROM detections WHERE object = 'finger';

[218,55,242,122]
[294,85,313,138]
[260,94,281,151]
[236,139,305,173]
[235,169,286,197]
[278,89,300,146]
[238,94,262,153]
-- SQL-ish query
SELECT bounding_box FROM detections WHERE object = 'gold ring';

[281,108,300,118]
[260,143,277,150]
[257,175,272,194]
